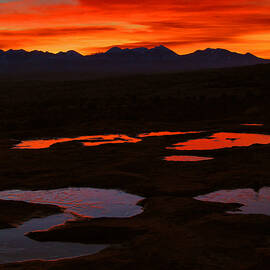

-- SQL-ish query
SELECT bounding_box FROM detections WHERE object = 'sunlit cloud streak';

[0,0,269,57]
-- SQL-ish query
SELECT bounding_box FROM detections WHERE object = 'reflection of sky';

[241,124,264,126]
[164,156,213,162]
[0,187,144,263]
[0,187,144,218]
[0,213,107,264]
[195,187,270,215]
[169,132,270,150]
[138,131,200,138]
[14,134,141,149]
[13,131,200,149]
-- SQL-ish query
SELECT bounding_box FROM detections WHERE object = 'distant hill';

[179,48,268,69]
[103,45,178,59]
[0,46,269,79]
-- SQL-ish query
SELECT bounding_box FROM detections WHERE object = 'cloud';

[82,36,239,54]
[0,0,269,57]
[0,26,116,37]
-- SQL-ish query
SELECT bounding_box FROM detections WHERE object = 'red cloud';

[0,0,269,57]
[0,26,116,37]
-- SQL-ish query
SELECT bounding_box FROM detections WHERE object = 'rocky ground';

[0,121,270,269]
[0,65,270,269]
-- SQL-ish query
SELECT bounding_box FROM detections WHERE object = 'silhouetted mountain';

[0,46,269,79]
[56,50,83,58]
[103,45,178,59]
[180,48,267,69]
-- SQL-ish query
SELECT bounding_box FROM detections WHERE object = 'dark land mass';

[0,200,62,229]
[0,46,269,80]
[0,63,270,140]
[0,64,270,269]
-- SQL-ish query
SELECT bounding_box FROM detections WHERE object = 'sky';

[0,0,269,57]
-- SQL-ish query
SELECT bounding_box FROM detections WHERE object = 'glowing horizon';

[0,0,269,58]
[0,46,265,58]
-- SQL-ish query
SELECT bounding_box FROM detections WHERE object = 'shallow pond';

[164,156,213,162]
[241,124,264,126]
[13,131,201,150]
[137,131,200,138]
[194,187,270,215]
[0,187,144,264]
[168,132,270,151]
[14,135,141,149]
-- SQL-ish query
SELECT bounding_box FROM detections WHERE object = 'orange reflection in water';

[13,131,200,149]
[164,156,213,162]
[169,132,270,151]
[14,135,142,149]
[138,131,200,138]
[241,124,264,126]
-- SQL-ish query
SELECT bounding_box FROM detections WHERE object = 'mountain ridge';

[0,45,265,58]
[0,45,269,78]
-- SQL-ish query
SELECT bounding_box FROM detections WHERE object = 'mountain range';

[0,45,269,79]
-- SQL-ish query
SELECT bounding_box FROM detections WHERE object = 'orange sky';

[0,0,269,57]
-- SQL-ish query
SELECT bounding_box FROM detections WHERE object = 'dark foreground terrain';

[0,64,270,269]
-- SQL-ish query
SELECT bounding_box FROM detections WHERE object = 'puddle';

[194,187,270,215]
[13,135,141,149]
[0,187,143,264]
[138,131,200,138]
[13,131,201,150]
[168,132,270,151]
[164,156,213,162]
[241,124,264,126]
